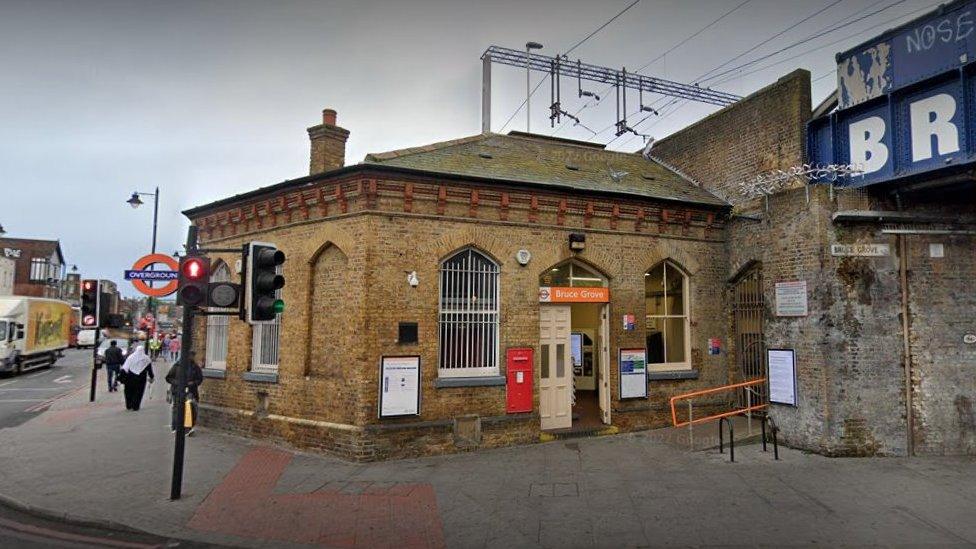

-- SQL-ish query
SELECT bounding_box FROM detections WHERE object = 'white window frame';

[645,260,692,371]
[251,264,282,373]
[206,263,231,370]
[29,258,48,282]
[438,248,500,378]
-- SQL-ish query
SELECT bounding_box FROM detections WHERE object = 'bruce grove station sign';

[807,0,976,187]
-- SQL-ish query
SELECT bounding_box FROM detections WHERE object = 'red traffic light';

[83,280,94,291]
[181,257,207,281]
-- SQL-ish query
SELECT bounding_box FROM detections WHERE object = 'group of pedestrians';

[148,333,181,362]
[101,337,203,435]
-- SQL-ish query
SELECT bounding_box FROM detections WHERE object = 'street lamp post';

[128,187,160,334]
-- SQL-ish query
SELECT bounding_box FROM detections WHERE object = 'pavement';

[0,349,975,548]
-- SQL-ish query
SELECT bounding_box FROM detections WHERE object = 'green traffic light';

[273,299,285,314]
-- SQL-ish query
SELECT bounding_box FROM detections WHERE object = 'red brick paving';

[188,446,445,548]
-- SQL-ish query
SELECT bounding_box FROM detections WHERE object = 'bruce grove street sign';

[830,243,891,257]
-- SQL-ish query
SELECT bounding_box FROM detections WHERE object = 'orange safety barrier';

[669,378,767,427]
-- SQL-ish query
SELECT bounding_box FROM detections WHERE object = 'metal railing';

[718,417,735,462]
[669,378,767,428]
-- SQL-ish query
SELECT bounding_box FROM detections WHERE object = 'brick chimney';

[307,108,349,175]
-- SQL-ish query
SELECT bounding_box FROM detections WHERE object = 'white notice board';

[379,356,421,418]
[774,281,808,317]
[618,348,647,399]
[767,349,797,406]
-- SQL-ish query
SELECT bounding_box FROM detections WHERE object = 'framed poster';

[618,348,647,399]
[767,348,797,406]
[378,355,421,418]
[774,281,808,317]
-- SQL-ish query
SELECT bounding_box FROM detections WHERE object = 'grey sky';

[0,0,940,296]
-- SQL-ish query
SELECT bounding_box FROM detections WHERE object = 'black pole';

[88,329,100,402]
[149,187,159,337]
[170,225,197,501]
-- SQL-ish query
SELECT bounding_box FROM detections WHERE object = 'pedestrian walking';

[148,337,161,361]
[166,350,203,435]
[161,334,171,362]
[119,345,155,411]
[170,336,182,364]
[103,340,125,392]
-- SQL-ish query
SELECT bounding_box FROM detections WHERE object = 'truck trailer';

[0,296,72,374]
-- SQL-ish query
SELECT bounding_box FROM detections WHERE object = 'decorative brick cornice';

[191,174,728,243]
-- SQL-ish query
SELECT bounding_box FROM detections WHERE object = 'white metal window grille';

[29,258,48,281]
[645,260,691,370]
[251,264,282,372]
[206,264,231,370]
[438,249,500,377]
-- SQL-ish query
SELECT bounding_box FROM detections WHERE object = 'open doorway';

[539,259,611,432]
[570,303,604,428]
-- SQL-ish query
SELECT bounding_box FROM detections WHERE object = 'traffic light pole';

[170,225,197,501]
[88,329,100,402]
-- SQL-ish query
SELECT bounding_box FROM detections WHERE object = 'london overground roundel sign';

[124,253,180,297]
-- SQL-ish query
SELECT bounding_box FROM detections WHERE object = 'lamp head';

[127,192,143,209]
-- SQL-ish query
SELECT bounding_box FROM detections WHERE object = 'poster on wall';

[378,355,421,418]
[767,348,797,406]
[618,348,647,399]
[774,281,808,317]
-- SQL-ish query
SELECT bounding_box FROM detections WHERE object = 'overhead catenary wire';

[693,0,846,85]
[708,0,941,87]
[605,0,922,148]
[552,0,753,136]
[498,0,643,133]
[699,0,911,85]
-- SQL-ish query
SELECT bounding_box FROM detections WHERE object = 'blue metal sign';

[838,0,976,109]
[124,270,178,281]
[810,0,976,187]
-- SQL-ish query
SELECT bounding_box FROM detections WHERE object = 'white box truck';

[0,296,72,374]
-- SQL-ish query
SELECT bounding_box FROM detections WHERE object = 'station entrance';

[538,261,611,432]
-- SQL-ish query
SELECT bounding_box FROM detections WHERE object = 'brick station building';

[185,109,735,460]
[188,24,975,460]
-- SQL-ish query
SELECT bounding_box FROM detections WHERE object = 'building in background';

[62,272,81,307]
[0,256,14,296]
[0,237,66,299]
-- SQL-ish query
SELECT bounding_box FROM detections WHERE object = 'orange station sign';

[538,286,610,303]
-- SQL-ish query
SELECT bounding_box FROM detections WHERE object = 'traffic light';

[80,279,100,329]
[177,255,210,307]
[245,242,285,324]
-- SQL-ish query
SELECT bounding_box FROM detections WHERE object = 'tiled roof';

[362,132,726,207]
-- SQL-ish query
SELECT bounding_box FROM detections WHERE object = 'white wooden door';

[539,305,572,430]
[599,304,611,424]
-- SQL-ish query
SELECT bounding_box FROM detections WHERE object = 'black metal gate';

[732,264,766,407]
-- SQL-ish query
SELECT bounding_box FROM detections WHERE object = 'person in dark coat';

[103,340,125,392]
[119,345,154,411]
[166,351,203,435]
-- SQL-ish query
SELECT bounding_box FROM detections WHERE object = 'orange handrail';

[669,378,767,427]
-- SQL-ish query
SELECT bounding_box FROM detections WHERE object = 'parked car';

[94,338,130,367]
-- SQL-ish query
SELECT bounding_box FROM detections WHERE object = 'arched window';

[539,260,606,287]
[205,263,231,370]
[439,248,500,378]
[645,260,690,370]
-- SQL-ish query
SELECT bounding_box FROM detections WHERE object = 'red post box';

[506,347,533,413]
